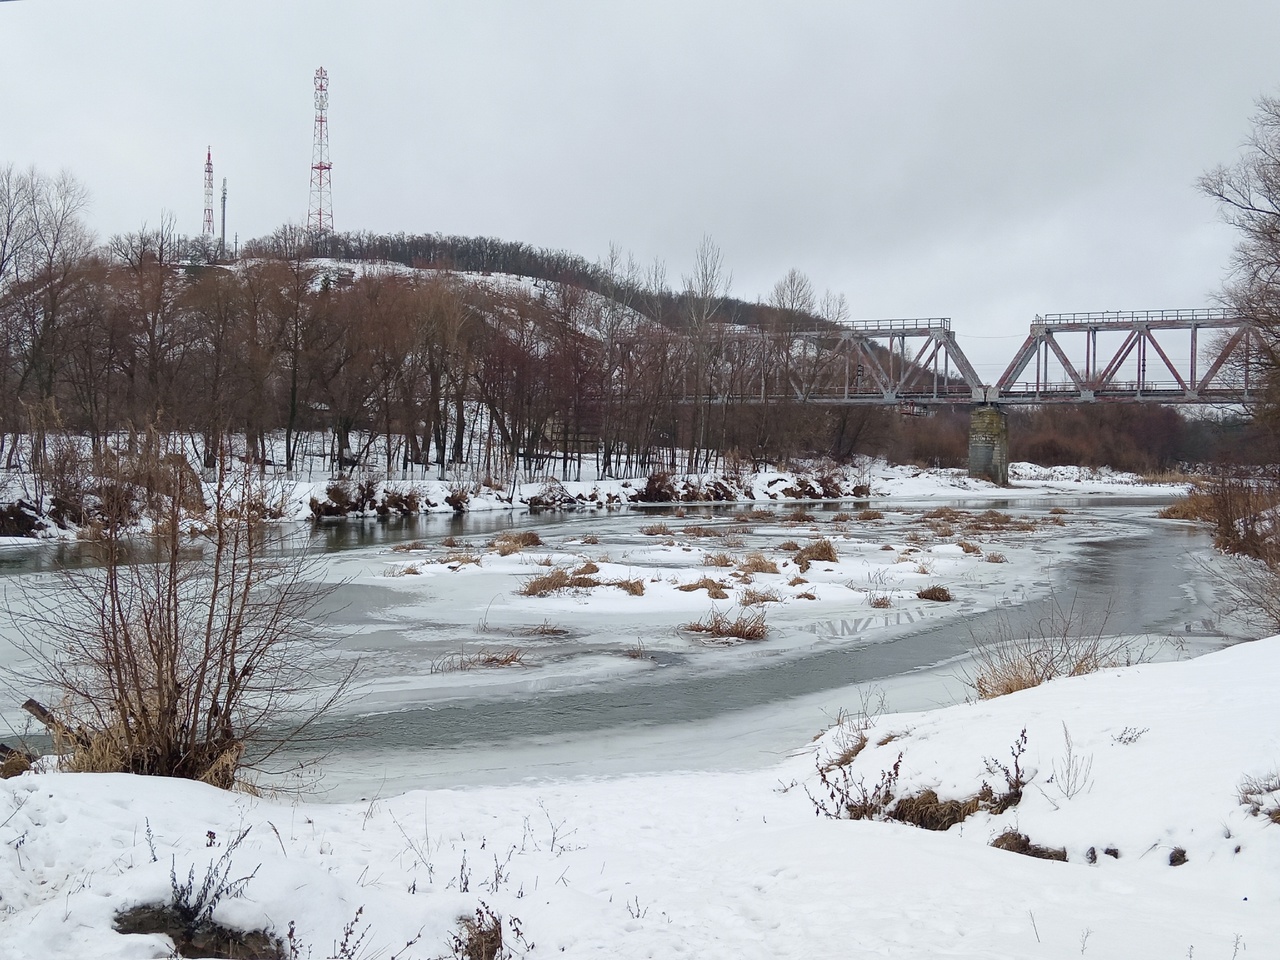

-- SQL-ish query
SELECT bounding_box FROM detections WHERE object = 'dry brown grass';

[738,551,779,575]
[579,534,600,545]
[1048,507,1070,515]
[431,647,527,673]
[990,830,1067,861]
[490,530,544,555]
[787,509,816,523]
[1157,489,1217,521]
[611,577,646,596]
[869,594,893,609]
[778,540,801,551]
[640,523,672,536]
[858,509,884,521]
[683,609,768,643]
[924,506,965,521]
[879,543,895,551]
[624,641,649,659]
[788,575,808,586]
[794,538,839,572]
[518,567,599,596]
[796,591,816,600]
[383,562,424,577]
[967,598,1133,699]
[891,790,981,832]
[703,552,735,567]
[831,512,854,522]
[957,540,982,555]
[985,551,1008,563]
[440,536,462,548]
[390,540,427,553]
[573,560,600,576]
[1239,770,1280,823]
[737,508,775,522]
[677,576,730,599]
[917,584,953,602]
[439,552,482,567]
[741,587,782,606]
[522,621,568,637]
[682,525,723,538]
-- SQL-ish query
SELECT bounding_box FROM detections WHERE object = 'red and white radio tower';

[307,67,333,234]
[202,147,215,237]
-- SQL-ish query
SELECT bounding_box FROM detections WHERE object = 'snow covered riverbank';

[1,633,1275,958]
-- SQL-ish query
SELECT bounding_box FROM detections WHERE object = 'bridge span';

[698,308,1267,485]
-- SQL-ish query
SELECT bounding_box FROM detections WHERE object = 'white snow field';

[0,464,1275,958]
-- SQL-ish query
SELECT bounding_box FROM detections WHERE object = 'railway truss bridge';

[700,308,1267,485]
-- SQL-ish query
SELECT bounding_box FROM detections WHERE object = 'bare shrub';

[917,584,952,602]
[677,576,729,599]
[682,608,767,643]
[5,463,352,789]
[965,597,1133,700]
[794,538,838,572]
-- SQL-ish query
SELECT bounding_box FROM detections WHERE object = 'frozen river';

[0,495,1245,800]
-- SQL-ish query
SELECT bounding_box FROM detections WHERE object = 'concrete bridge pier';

[968,405,1009,486]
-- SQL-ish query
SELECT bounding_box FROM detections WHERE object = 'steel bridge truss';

[707,318,986,407]
[993,309,1265,404]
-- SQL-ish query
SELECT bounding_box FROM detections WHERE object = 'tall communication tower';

[307,67,333,235]
[219,178,228,259]
[202,147,215,237]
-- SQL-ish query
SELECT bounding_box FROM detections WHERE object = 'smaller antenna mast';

[219,178,227,259]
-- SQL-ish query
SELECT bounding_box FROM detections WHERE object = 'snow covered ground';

[1,635,1275,958]
[4,463,1271,958]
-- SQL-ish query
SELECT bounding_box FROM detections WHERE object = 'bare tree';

[5,456,354,788]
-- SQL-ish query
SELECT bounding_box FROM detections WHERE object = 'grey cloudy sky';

[4,0,1280,378]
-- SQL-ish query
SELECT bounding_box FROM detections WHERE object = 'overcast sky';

[4,1,1280,378]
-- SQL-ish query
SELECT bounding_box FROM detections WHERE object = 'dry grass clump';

[879,543,895,551]
[682,525,723,538]
[985,551,1008,563]
[869,594,893,609]
[383,562,424,577]
[519,567,599,596]
[923,506,965,521]
[683,608,767,643]
[967,599,1131,699]
[1239,770,1280,823]
[787,509,816,523]
[703,552,735,567]
[778,540,801,552]
[439,552,482,567]
[989,830,1067,861]
[440,536,462,548]
[967,509,1036,533]
[490,530,544,555]
[891,790,981,832]
[579,534,600,545]
[624,641,649,659]
[794,538,839,572]
[741,587,782,606]
[917,584,953,602]
[390,540,427,553]
[796,591,817,600]
[522,621,568,637]
[573,560,600,576]
[957,540,982,555]
[611,577,646,596]
[788,575,808,586]
[1048,507,1070,515]
[737,508,775,522]
[738,551,779,575]
[431,647,527,673]
[831,512,854,522]
[858,509,884,521]
[640,523,672,536]
[677,576,730,599]
[1157,488,1217,521]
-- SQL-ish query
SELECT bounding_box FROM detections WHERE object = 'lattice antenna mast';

[202,147,215,236]
[219,178,227,259]
[307,67,333,234]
